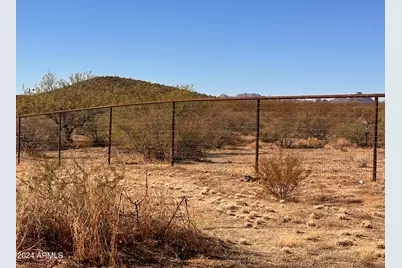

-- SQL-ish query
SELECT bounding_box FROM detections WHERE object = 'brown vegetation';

[16,160,227,267]
[256,151,312,200]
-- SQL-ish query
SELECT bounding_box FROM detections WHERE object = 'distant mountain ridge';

[218,93,262,98]
[217,92,378,104]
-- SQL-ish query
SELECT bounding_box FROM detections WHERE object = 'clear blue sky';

[17,0,384,96]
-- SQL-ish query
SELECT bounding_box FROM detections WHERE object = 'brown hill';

[17,76,210,115]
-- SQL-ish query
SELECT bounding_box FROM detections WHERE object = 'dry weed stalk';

[16,159,225,267]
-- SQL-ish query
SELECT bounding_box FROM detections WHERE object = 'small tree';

[19,72,101,145]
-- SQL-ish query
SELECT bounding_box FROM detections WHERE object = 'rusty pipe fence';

[16,93,385,181]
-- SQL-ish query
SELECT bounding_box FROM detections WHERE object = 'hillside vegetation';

[17,73,209,115]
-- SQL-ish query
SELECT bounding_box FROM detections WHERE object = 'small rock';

[376,243,385,249]
[279,199,286,203]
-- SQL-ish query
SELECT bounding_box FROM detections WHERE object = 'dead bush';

[256,152,312,200]
[16,160,225,266]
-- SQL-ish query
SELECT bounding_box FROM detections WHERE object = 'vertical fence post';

[171,102,176,166]
[372,96,379,181]
[58,112,62,166]
[108,107,113,165]
[17,117,21,165]
[255,99,261,173]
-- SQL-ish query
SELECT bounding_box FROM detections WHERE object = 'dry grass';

[16,143,385,268]
[16,160,226,267]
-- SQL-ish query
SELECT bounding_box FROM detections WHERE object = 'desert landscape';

[15,75,385,268]
[16,138,385,268]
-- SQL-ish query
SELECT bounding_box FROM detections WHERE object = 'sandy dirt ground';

[16,142,385,268]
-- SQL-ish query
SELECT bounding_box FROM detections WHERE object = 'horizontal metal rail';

[16,93,385,118]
